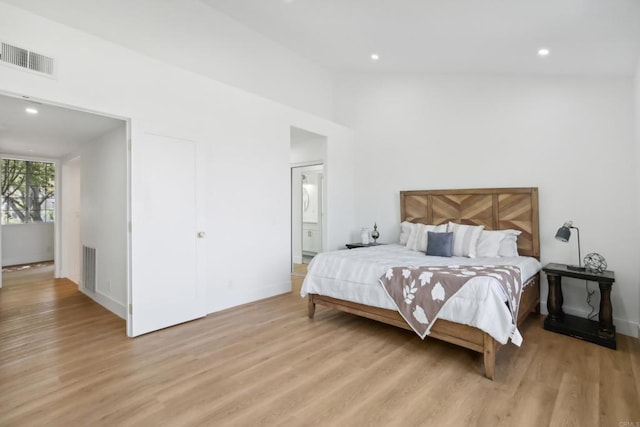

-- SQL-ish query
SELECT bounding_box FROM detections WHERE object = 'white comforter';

[301,244,541,345]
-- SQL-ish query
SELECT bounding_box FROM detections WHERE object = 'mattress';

[301,244,542,345]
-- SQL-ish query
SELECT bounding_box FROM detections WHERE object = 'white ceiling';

[0,94,125,159]
[203,0,640,75]
[4,0,640,78]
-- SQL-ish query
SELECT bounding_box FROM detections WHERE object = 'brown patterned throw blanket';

[379,265,522,339]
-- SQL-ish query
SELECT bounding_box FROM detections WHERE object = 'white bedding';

[301,244,542,345]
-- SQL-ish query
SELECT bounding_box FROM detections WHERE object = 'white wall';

[1,222,54,266]
[0,3,354,318]
[335,73,640,337]
[291,128,328,164]
[1,0,334,120]
[77,126,127,317]
[60,156,81,284]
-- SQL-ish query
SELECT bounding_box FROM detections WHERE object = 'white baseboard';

[292,255,303,264]
[79,286,126,319]
[609,318,638,338]
[2,254,53,267]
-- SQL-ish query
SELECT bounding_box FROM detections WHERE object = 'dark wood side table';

[345,242,384,249]
[543,263,616,349]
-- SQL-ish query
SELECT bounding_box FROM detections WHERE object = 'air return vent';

[82,246,97,293]
[0,42,54,75]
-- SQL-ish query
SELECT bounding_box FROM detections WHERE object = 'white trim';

[125,120,133,337]
[0,90,129,122]
[0,153,59,163]
[54,157,61,279]
[80,287,126,319]
[96,287,125,306]
[2,256,53,267]
[290,160,324,168]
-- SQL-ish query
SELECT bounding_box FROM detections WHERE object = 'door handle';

[197,231,206,238]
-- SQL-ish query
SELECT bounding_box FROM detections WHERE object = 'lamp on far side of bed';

[555,220,586,271]
[371,223,380,244]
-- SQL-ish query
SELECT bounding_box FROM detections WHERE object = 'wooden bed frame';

[307,187,540,380]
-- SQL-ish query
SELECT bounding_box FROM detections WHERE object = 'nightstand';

[345,243,384,249]
[543,263,616,349]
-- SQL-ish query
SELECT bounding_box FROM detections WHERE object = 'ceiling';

[3,0,639,78]
[0,94,125,159]
[204,0,640,75]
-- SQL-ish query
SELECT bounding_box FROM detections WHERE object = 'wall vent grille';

[82,246,97,293]
[0,42,54,75]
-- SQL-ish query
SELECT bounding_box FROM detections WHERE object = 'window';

[1,159,55,224]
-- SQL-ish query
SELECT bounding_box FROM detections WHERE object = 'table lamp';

[555,220,585,271]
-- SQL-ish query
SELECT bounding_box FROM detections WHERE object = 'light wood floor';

[1,265,639,426]
[292,263,308,277]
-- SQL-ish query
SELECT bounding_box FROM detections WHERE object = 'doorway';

[291,165,324,275]
[0,92,129,325]
[290,126,327,276]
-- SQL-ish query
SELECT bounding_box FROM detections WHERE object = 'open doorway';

[290,127,327,276]
[0,92,129,323]
[291,165,324,273]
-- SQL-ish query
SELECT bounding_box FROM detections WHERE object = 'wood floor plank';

[549,373,599,427]
[598,337,640,426]
[1,263,639,426]
[478,379,558,427]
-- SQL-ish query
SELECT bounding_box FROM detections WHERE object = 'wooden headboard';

[400,187,539,258]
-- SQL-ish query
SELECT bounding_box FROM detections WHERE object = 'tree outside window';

[1,159,55,224]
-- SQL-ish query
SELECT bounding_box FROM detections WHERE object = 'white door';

[129,132,205,336]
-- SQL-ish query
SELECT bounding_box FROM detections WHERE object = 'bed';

[302,187,541,380]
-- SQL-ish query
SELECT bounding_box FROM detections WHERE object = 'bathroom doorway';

[290,127,327,276]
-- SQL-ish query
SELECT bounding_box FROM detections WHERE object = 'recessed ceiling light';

[537,48,550,57]
[25,107,39,114]
[371,53,380,61]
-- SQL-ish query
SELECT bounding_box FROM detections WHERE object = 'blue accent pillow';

[426,231,453,257]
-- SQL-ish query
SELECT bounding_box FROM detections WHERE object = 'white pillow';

[498,229,522,257]
[405,223,420,250]
[418,224,447,251]
[406,224,430,251]
[447,222,485,258]
[406,223,447,252]
[476,230,507,258]
[399,221,415,245]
